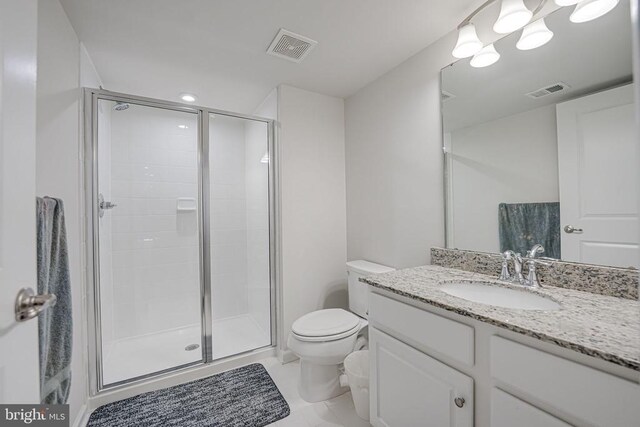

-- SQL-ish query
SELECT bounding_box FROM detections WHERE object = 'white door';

[557,84,638,267]
[369,328,473,427]
[0,0,40,403]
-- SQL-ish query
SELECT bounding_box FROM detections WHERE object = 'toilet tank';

[347,260,395,318]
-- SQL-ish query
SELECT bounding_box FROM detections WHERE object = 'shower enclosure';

[84,89,277,391]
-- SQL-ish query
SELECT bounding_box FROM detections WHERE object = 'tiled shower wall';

[209,114,270,333]
[210,116,249,320]
[244,119,271,336]
[100,106,271,345]
[107,105,201,341]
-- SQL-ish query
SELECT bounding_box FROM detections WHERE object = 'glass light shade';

[554,0,581,5]
[452,23,483,58]
[516,18,554,50]
[470,44,501,68]
[493,0,533,34]
[570,0,619,23]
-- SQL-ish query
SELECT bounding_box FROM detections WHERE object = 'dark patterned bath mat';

[87,363,290,427]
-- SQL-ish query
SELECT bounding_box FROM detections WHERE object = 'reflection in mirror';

[442,2,637,268]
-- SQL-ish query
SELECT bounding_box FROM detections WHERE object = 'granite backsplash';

[431,247,638,300]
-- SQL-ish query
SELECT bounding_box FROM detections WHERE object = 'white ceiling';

[442,1,633,131]
[60,0,483,114]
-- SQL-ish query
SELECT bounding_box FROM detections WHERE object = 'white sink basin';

[440,282,561,311]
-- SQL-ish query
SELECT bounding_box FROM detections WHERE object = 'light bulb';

[470,44,501,68]
[452,23,483,58]
[493,0,533,34]
[517,18,554,50]
[570,0,619,23]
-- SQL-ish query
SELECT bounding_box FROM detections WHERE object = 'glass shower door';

[209,113,272,359]
[96,99,203,386]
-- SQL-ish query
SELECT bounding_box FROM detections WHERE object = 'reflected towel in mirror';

[498,202,560,259]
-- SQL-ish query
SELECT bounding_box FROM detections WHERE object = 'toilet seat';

[292,309,362,342]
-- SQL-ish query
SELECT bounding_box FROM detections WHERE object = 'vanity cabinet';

[369,328,474,427]
[369,291,640,427]
[490,388,570,427]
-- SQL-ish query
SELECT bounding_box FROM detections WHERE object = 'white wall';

[448,105,560,253]
[343,4,560,269]
[345,33,457,269]
[278,85,347,356]
[35,0,86,422]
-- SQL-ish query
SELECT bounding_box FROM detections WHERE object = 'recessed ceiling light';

[178,125,188,129]
[180,93,197,103]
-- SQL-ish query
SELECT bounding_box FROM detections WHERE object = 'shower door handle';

[99,193,117,218]
[15,288,57,322]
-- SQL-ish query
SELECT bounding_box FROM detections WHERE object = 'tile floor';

[262,357,371,427]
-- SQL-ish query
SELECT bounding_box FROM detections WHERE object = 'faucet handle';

[501,250,514,260]
[499,251,513,280]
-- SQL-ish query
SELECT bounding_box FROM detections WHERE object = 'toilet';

[287,260,395,402]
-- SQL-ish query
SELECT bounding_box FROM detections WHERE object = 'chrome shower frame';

[83,88,280,395]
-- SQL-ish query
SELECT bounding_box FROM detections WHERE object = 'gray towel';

[36,197,72,405]
[498,202,561,259]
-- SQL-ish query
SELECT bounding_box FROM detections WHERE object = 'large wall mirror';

[442,1,637,268]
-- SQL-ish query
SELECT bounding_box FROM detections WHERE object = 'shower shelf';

[176,197,197,212]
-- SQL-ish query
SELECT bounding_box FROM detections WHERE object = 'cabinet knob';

[454,397,465,408]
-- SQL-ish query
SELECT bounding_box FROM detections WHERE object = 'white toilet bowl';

[287,308,368,402]
[288,260,394,403]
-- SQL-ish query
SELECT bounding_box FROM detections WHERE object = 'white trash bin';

[341,350,370,421]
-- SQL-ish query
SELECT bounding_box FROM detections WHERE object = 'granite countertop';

[362,265,640,371]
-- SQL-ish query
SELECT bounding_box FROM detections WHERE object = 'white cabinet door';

[556,83,638,267]
[370,327,473,427]
[491,388,570,427]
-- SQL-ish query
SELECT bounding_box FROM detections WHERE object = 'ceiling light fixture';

[451,0,615,69]
[180,93,197,103]
[493,0,533,34]
[452,23,483,58]
[178,125,188,129]
[517,17,554,50]
[570,0,619,23]
[554,0,581,5]
[470,44,501,68]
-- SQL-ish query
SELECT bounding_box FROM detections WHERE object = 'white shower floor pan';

[102,314,270,385]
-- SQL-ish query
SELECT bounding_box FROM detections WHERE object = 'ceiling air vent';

[267,29,317,63]
[526,82,571,99]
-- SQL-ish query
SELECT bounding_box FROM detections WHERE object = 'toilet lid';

[292,309,360,338]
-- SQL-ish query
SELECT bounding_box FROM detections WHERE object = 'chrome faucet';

[499,250,524,284]
[499,250,514,281]
[522,244,549,288]
[500,244,549,288]
[512,252,525,284]
[526,244,545,259]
